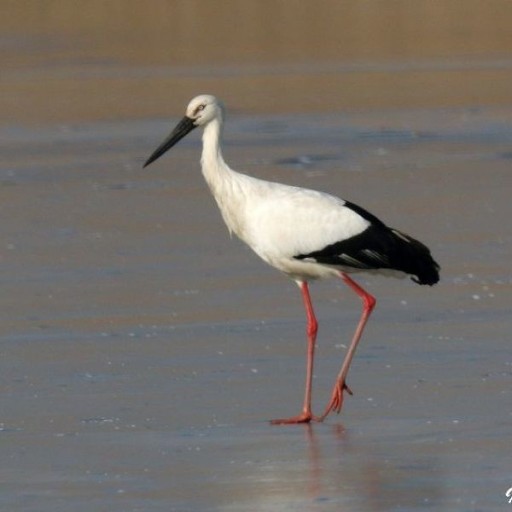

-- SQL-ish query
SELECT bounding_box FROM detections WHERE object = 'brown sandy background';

[1,2,511,511]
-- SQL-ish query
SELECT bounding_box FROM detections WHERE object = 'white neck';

[200,117,234,192]
[199,117,248,238]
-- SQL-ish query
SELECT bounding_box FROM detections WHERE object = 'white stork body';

[208,172,367,281]
[144,95,440,424]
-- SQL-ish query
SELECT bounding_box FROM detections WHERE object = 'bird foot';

[320,380,353,421]
[270,411,322,425]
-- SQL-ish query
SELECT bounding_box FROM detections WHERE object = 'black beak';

[143,116,197,168]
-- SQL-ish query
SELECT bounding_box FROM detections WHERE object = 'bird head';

[186,94,224,126]
[143,94,223,168]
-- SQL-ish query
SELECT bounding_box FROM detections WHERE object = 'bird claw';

[270,412,322,425]
[321,380,353,420]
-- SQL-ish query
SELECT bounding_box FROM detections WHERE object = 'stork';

[143,94,440,424]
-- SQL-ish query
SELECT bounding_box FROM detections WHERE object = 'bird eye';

[193,104,205,117]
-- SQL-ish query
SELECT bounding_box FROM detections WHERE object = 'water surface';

[1,3,511,511]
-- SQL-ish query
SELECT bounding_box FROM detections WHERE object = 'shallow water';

[2,3,512,512]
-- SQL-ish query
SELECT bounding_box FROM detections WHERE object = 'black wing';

[294,202,440,285]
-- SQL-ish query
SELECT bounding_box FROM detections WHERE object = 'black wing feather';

[294,202,440,285]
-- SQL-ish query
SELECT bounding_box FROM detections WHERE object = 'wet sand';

[2,3,512,511]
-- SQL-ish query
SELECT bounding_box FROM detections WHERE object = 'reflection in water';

[217,423,445,511]
[302,423,349,508]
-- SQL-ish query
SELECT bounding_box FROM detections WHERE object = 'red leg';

[320,273,376,421]
[271,281,321,425]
